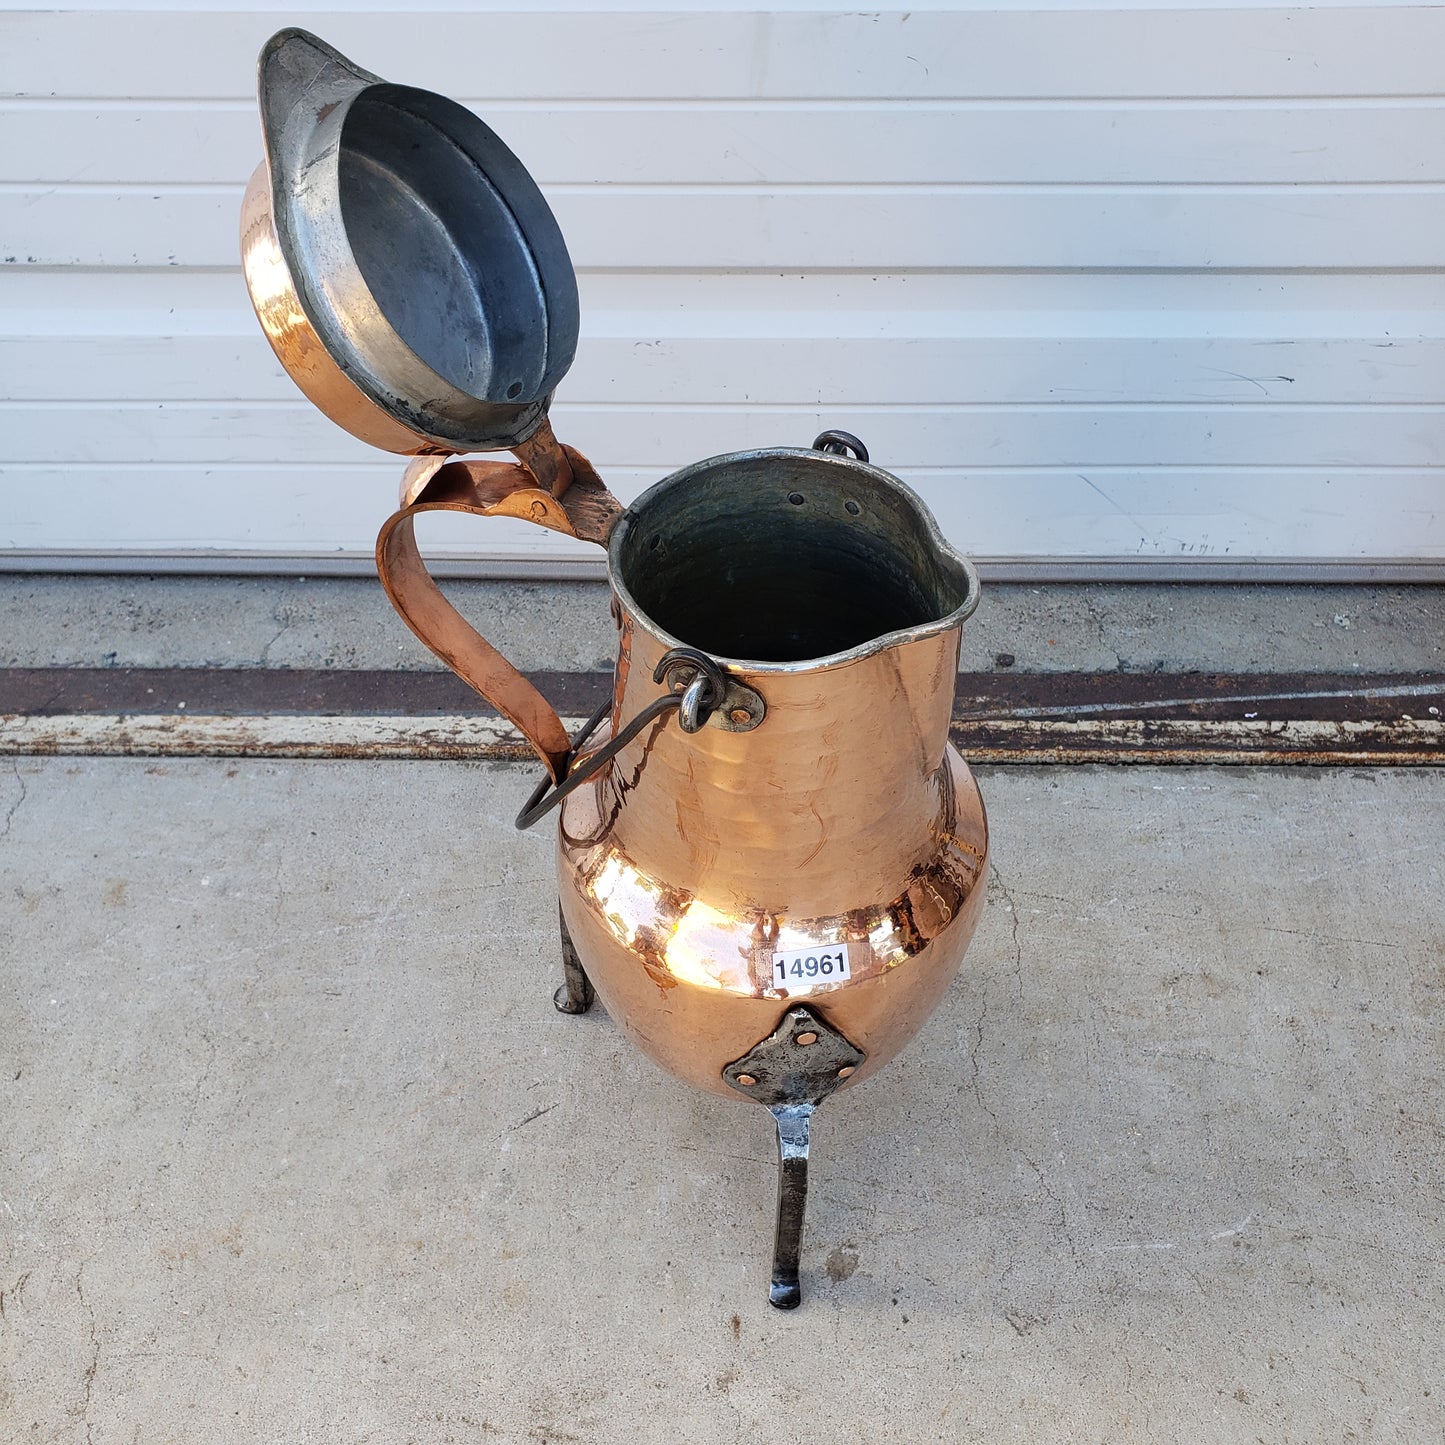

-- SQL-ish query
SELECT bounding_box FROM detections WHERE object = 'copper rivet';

[795,1032,818,1046]
[728,707,750,724]
[837,1065,855,1078]
[737,1074,757,1087]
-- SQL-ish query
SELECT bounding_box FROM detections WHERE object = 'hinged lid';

[246,28,579,454]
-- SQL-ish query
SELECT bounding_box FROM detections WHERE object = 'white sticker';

[771,942,851,989]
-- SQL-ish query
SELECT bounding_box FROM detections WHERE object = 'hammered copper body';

[556,448,989,1097]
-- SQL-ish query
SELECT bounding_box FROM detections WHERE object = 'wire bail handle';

[515,647,765,830]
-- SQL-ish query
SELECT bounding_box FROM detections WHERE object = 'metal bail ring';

[655,647,766,736]
[812,429,869,464]
[679,672,718,733]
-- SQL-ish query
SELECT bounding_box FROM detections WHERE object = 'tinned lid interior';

[256,28,578,452]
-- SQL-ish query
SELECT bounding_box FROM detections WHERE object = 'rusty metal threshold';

[2,669,1441,765]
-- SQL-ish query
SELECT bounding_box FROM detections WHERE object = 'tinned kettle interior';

[613,448,980,663]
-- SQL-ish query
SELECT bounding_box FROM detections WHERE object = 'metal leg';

[553,904,595,1015]
[768,1103,814,1309]
[723,1005,865,1310]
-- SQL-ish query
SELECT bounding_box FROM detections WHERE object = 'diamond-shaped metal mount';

[723,1005,864,1108]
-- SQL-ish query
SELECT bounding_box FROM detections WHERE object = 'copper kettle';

[243,29,990,1309]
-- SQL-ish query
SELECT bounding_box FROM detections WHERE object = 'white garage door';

[2,2,1443,579]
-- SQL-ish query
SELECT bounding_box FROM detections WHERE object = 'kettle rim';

[608,446,981,675]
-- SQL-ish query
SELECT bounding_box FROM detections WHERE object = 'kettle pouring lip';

[256,28,382,159]
[608,445,982,677]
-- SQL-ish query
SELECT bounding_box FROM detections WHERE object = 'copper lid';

[244,28,578,455]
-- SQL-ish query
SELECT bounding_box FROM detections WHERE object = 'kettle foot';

[768,1103,812,1309]
[723,1005,866,1310]
[553,905,595,1015]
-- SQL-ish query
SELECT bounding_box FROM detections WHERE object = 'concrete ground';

[3,756,1441,1442]
[5,575,1444,675]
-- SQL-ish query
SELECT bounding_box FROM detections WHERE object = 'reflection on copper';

[557,700,678,853]
[241,164,436,455]
[558,719,988,1097]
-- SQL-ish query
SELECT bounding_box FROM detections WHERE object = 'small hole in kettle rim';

[648,535,661,551]
[845,500,862,516]
[506,381,523,399]
[787,492,806,506]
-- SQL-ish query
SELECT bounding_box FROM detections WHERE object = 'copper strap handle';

[375,438,624,784]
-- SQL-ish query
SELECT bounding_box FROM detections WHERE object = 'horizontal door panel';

[6,465,1442,561]
[7,401,1444,468]
[8,9,1441,101]
[7,332,1442,406]
[8,187,1443,270]
[9,101,1444,186]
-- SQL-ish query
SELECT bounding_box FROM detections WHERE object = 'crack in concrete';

[504,1101,559,1135]
[988,862,1025,996]
[1081,592,1125,673]
[0,1268,31,1318]
[1081,986,1107,1075]
[182,1028,217,1140]
[2,759,26,839]
[971,865,1026,1131]
[1020,1148,1082,1271]
[257,601,298,666]
[985,862,1081,1272]
[971,863,1026,1132]
[76,1259,99,1444]
[968,984,997,1129]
